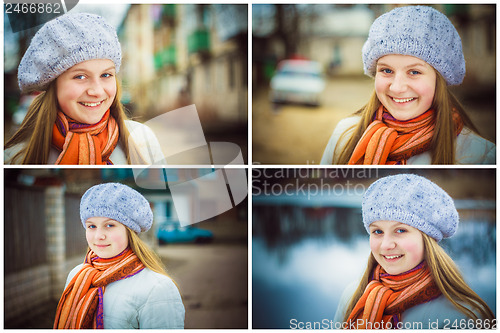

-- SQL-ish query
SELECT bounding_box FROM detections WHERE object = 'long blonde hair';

[5,78,133,164]
[335,71,479,164]
[342,233,494,322]
[125,227,168,277]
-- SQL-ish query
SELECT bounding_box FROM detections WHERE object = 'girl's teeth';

[385,255,403,259]
[393,97,414,103]
[80,101,102,107]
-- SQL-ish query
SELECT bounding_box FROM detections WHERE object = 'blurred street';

[253,75,496,164]
[159,243,248,328]
[253,75,373,164]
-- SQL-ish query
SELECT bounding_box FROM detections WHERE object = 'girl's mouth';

[391,97,416,104]
[383,254,404,262]
[95,244,110,248]
[79,100,104,107]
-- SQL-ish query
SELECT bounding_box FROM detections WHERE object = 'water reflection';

[252,202,496,329]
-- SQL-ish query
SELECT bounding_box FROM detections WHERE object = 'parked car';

[269,59,326,106]
[156,220,213,244]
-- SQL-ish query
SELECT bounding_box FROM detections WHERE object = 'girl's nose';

[95,228,106,240]
[389,72,408,94]
[87,80,105,96]
[380,234,396,250]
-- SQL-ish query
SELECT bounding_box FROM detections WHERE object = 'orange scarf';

[346,262,441,329]
[52,110,119,165]
[53,248,145,329]
[348,106,445,165]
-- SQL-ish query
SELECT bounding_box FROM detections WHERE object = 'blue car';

[156,220,213,244]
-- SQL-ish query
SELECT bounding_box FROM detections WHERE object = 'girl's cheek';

[402,240,423,261]
[369,237,379,253]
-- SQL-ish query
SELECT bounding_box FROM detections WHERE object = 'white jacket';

[4,120,165,165]
[66,263,185,329]
[333,281,479,329]
[320,116,496,164]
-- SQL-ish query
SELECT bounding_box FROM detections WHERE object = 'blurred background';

[252,169,496,328]
[4,168,247,328]
[252,4,496,164]
[4,4,248,162]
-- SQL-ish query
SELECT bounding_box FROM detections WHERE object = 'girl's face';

[375,54,436,121]
[369,220,424,275]
[56,59,116,124]
[85,217,129,258]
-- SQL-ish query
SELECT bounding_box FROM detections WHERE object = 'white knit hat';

[362,6,465,86]
[362,174,459,242]
[18,12,121,93]
[80,183,153,234]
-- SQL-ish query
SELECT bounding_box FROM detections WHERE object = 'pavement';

[158,243,248,328]
[253,76,374,164]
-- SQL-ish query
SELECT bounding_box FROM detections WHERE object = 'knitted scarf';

[53,248,145,329]
[348,106,462,165]
[52,109,119,165]
[346,262,441,329]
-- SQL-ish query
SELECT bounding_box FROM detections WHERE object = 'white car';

[270,59,326,106]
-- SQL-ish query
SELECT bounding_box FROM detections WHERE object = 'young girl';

[334,174,495,329]
[53,183,184,329]
[321,6,495,165]
[5,12,164,165]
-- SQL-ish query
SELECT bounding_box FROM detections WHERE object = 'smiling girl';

[53,183,184,329]
[321,6,495,165]
[5,12,163,164]
[333,174,494,329]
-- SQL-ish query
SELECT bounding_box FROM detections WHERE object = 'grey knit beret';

[362,174,459,242]
[80,183,153,234]
[18,12,121,93]
[362,6,465,86]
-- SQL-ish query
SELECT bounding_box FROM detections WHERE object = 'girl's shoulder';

[402,295,474,329]
[4,143,25,165]
[456,128,495,164]
[108,267,179,297]
[124,120,159,143]
[320,115,361,164]
[123,120,165,164]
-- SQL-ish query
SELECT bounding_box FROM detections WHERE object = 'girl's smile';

[369,220,424,275]
[85,217,129,258]
[56,59,116,125]
[375,54,436,121]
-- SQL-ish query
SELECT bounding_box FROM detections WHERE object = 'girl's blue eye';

[409,70,421,75]
[372,229,382,235]
[396,228,407,234]
[102,73,113,78]
[106,223,115,228]
[380,68,392,74]
[87,225,96,229]
[74,75,85,80]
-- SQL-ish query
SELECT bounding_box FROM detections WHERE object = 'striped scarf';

[348,106,440,165]
[52,109,119,165]
[53,248,145,329]
[346,262,441,329]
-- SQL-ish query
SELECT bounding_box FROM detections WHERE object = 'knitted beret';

[362,6,465,86]
[80,183,153,234]
[362,174,459,242]
[18,12,121,93]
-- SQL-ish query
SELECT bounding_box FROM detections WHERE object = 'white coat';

[4,120,165,165]
[65,263,185,329]
[333,281,480,329]
[320,116,496,165]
